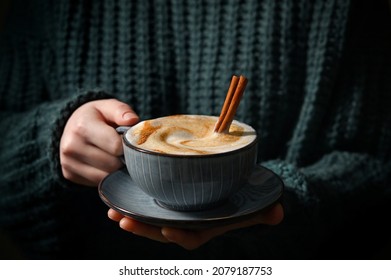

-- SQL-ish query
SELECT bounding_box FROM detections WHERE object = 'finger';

[61,156,110,186]
[162,203,284,250]
[119,217,170,243]
[81,118,125,157]
[107,209,124,222]
[161,228,206,250]
[62,108,125,157]
[63,142,123,172]
[61,169,96,186]
[214,202,284,231]
[93,99,139,126]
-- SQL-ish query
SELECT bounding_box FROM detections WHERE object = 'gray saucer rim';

[98,165,284,229]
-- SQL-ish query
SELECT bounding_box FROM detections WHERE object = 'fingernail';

[122,112,135,120]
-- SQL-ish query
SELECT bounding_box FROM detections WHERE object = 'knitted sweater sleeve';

[209,152,390,258]
[0,34,113,255]
[263,152,390,213]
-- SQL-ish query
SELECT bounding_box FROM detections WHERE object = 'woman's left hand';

[107,202,283,250]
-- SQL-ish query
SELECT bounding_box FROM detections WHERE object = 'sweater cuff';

[261,160,314,204]
[49,90,113,188]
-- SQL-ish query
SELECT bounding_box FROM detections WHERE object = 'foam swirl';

[126,115,257,155]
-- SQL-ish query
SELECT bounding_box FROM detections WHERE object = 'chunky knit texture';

[1,0,390,259]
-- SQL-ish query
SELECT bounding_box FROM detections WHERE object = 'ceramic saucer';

[98,165,284,229]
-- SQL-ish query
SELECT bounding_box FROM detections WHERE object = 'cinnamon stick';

[214,75,239,132]
[215,75,248,133]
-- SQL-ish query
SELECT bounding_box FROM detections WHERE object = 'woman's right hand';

[60,99,139,186]
[108,202,284,250]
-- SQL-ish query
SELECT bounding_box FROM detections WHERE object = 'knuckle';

[60,158,73,173]
[116,102,131,112]
[60,137,77,157]
[72,118,89,138]
[61,166,74,180]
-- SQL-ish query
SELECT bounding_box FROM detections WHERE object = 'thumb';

[94,99,139,126]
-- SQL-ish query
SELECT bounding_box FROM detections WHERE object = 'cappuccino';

[125,115,257,155]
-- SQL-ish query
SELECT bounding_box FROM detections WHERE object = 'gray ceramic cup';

[117,119,258,211]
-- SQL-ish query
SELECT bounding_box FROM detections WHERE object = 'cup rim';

[123,133,258,158]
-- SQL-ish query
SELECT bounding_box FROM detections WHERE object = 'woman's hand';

[60,99,139,186]
[107,202,284,250]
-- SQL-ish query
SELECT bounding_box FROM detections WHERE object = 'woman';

[1,0,390,259]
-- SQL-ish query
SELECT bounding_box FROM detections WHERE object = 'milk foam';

[126,115,257,155]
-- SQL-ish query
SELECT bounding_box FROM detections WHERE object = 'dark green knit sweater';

[1,0,390,259]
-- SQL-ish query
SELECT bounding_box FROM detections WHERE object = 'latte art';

[126,115,257,155]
